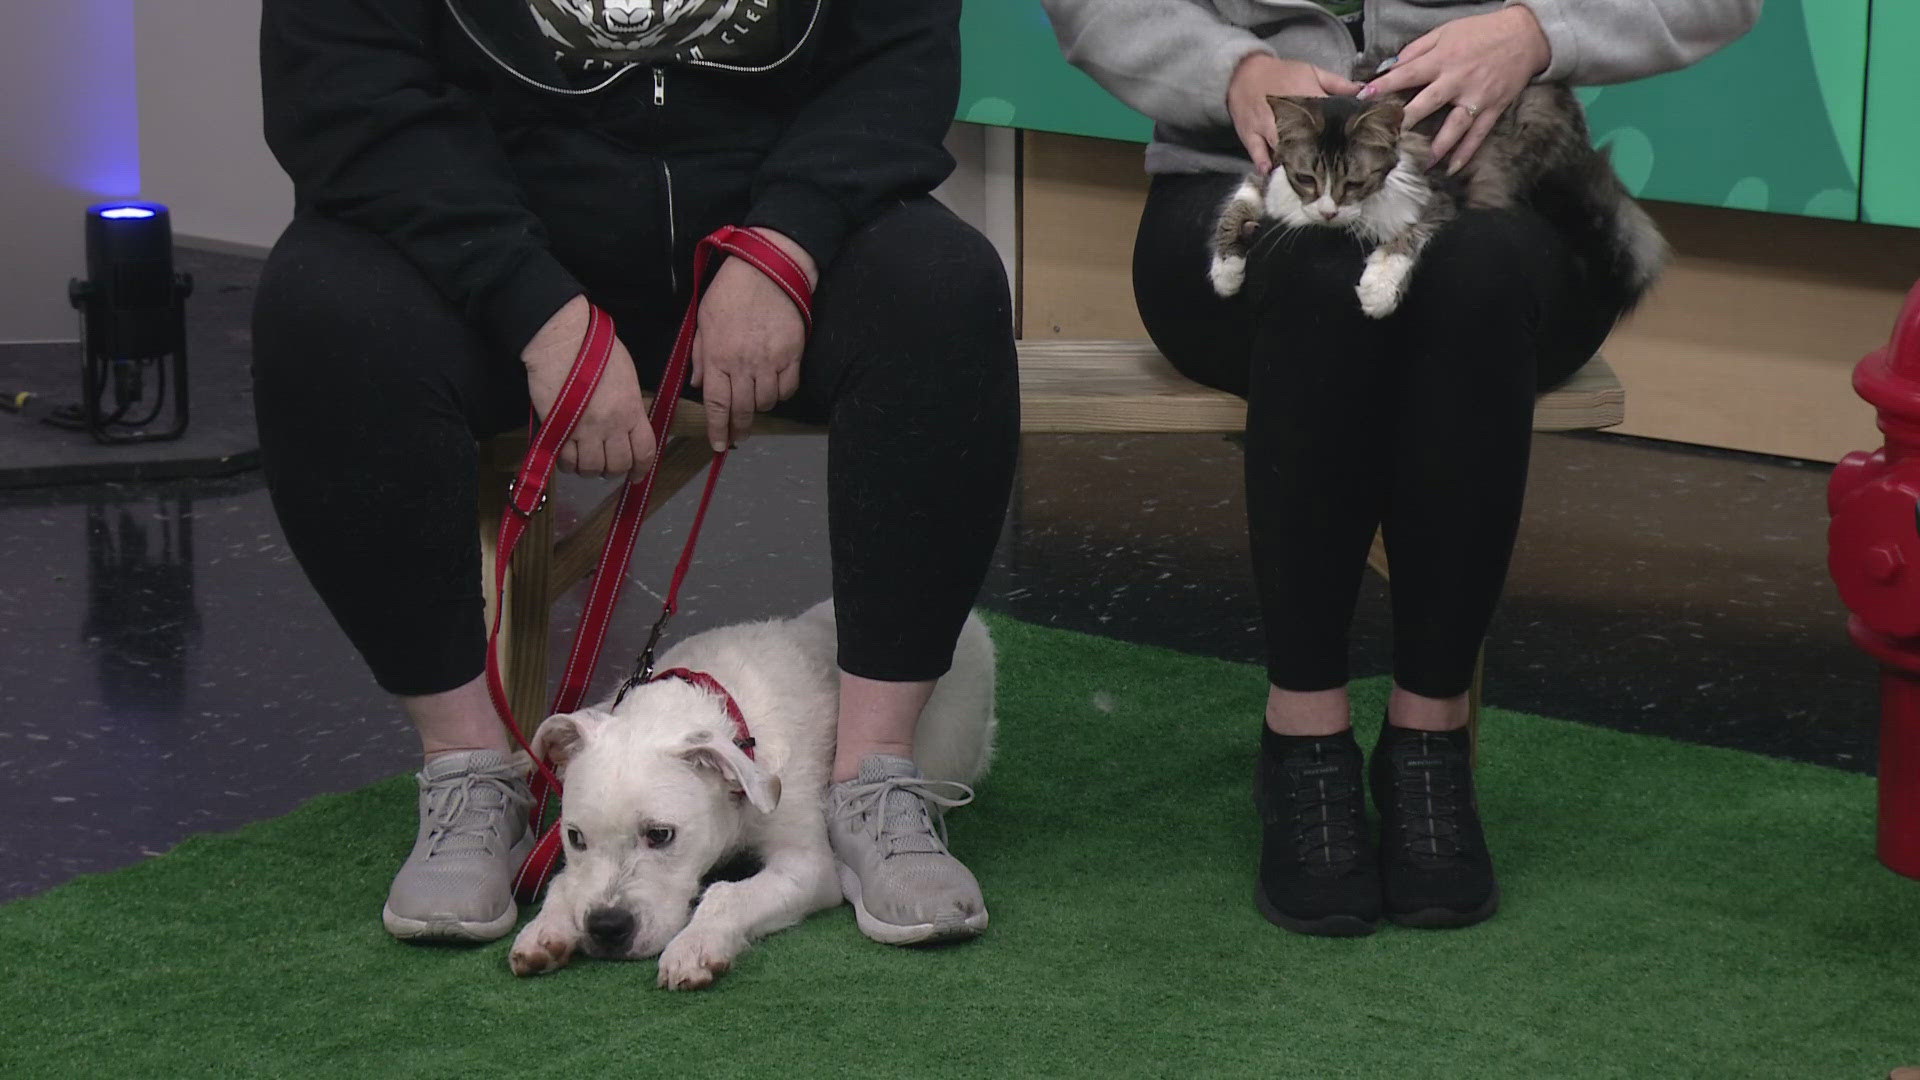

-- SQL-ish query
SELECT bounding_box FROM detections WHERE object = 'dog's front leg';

[508,886,580,977]
[657,848,839,990]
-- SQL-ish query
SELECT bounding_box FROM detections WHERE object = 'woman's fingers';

[601,435,632,480]
[1361,50,1439,99]
[574,438,606,479]
[627,427,656,481]
[1447,105,1505,173]
[703,371,732,452]
[1395,33,1440,66]
[729,373,756,443]
[776,360,801,403]
[1315,68,1364,96]
[1398,75,1456,132]
[1426,101,1480,167]
[753,371,779,413]
[1237,121,1273,175]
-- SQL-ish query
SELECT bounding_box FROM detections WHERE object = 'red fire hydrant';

[1829,278,1920,880]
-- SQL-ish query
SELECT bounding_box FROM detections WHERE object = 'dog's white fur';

[508,600,996,988]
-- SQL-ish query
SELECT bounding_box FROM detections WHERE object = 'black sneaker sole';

[1254,881,1380,938]
[1385,883,1501,930]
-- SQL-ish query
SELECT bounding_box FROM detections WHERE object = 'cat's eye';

[565,825,586,850]
[645,826,676,849]
[1342,182,1367,199]
[1290,172,1316,190]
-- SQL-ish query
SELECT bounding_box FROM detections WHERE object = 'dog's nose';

[585,906,635,948]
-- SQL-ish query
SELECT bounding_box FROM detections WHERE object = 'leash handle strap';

[483,226,813,904]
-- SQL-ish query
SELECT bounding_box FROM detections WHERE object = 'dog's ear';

[530,710,603,776]
[678,739,781,815]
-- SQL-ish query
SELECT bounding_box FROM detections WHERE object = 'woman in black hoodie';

[253,0,1016,948]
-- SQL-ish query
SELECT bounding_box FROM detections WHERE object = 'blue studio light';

[91,201,165,222]
[64,200,193,442]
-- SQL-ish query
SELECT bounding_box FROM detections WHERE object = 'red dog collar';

[650,667,755,759]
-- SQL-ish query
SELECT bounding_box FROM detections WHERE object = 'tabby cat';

[1208,85,1666,319]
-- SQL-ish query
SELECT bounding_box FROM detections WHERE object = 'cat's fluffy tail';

[1534,146,1668,315]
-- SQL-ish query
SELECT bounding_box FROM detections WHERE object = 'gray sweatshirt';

[1040,0,1762,173]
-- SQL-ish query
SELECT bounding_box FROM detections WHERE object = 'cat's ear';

[1266,96,1323,135]
[1348,100,1405,148]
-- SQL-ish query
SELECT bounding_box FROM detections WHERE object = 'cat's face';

[1265,96,1406,228]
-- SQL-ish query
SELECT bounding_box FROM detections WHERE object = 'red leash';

[483,226,812,903]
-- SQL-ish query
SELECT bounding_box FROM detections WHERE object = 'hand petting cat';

[1359,6,1553,174]
[1226,52,1362,175]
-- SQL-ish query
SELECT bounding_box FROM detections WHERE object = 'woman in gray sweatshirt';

[1041,0,1759,935]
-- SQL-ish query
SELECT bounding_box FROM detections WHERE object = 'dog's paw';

[508,927,575,978]
[656,930,738,991]
[1356,251,1412,319]
[1209,255,1247,298]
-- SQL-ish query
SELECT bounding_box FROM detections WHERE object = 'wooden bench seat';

[482,340,1625,747]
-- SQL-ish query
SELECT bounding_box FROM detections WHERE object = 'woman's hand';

[1226,52,1363,174]
[689,228,816,452]
[1359,6,1552,173]
[522,295,657,480]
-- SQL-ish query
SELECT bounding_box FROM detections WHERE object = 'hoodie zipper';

[652,68,667,106]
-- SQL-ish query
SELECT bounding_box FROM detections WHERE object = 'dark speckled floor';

[0,252,1876,901]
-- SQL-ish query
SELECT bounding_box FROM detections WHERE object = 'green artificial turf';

[2,615,1916,1078]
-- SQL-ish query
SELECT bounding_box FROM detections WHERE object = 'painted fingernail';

[1358,85,1377,98]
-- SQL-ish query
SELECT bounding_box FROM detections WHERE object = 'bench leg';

[1365,528,1482,763]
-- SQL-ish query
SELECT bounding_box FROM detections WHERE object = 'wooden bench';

[481,341,1625,751]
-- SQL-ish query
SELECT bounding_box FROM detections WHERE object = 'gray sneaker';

[382,749,535,943]
[827,754,989,945]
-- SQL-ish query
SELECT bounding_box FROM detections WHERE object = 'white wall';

[0,1,142,343]
[135,0,292,253]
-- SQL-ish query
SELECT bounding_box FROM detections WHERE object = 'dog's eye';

[565,825,586,850]
[644,826,675,849]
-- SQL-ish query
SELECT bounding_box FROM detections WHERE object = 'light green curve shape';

[962,96,1017,126]
[1599,127,1656,196]
[1802,0,1867,184]
[1725,176,1770,211]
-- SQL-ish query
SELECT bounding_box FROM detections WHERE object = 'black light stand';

[60,202,194,443]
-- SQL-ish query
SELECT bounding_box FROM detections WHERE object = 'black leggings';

[1134,173,1618,698]
[252,198,1018,696]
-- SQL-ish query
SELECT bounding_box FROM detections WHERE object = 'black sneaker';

[1370,721,1500,928]
[1252,727,1381,937]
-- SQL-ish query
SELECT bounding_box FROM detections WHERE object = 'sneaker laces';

[834,776,976,858]
[1390,733,1467,859]
[1286,747,1363,867]
[422,771,532,860]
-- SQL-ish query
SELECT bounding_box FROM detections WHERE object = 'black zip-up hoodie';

[261,0,960,360]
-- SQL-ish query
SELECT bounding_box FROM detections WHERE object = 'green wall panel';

[958,0,1151,141]
[1864,3,1920,227]
[1580,0,1864,221]
[960,0,1892,226]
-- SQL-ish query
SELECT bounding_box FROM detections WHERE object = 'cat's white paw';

[1209,255,1247,297]
[1356,252,1413,318]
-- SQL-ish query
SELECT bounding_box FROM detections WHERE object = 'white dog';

[508,600,996,988]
